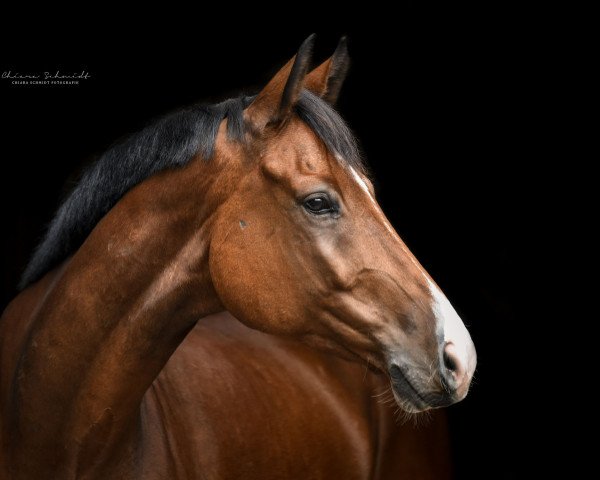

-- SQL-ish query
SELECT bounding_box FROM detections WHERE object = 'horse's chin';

[388,362,468,413]
[388,364,437,413]
[390,387,431,413]
[390,385,432,414]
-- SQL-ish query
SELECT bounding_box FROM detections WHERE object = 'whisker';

[362,355,371,383]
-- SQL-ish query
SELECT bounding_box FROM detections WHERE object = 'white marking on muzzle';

[428,279,476,374]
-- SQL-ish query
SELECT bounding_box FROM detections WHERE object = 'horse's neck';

[3,159,226,476]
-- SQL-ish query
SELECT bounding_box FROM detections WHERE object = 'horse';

[0,35,476,479]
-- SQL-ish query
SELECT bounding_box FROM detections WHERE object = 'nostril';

[443,349,457,372]
[442,342,464,380]
[441,341,475,400]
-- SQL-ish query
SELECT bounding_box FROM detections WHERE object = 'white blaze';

[348,165,428,274]
[348,165,375,201]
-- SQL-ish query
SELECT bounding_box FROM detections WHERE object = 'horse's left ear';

[304,36,350,105]
[246,34,315,129]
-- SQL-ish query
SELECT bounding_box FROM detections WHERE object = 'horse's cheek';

[208,214,286,334]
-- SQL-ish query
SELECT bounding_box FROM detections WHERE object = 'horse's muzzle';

[388,340,476,411]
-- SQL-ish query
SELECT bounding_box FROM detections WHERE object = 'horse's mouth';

[389,363,458,412]
[388,364,431,412]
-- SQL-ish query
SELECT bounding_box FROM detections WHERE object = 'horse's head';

[209,36,476,412]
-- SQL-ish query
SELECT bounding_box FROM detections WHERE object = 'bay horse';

[0,36,476,479]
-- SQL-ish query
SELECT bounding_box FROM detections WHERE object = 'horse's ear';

[246,34,315,129]
[304,37,350,105]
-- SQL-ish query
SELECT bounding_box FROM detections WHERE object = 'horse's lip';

[388,364,429,410]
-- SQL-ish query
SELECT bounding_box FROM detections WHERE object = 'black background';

[1,5,555,479]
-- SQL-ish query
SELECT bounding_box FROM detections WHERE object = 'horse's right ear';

[246,34,315,130]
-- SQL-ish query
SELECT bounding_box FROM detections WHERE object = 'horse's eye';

[303,194,334,215]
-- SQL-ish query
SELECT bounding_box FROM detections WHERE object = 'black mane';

[19,90,364,289]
